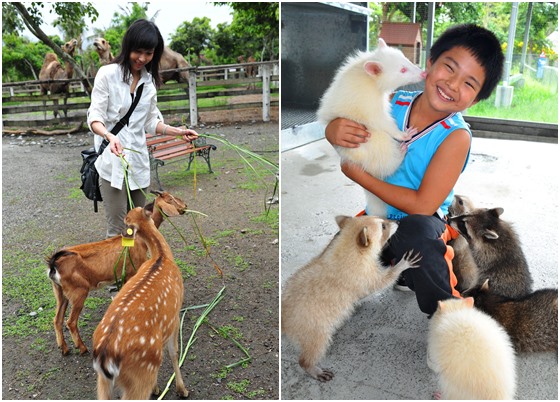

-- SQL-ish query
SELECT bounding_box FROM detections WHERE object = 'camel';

[93,37,114,65]
[92,38,189,84]
[39,38,78,119]
[160,46,190,84]
[238,54,257,78]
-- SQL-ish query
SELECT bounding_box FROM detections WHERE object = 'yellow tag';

[122,237,135,247]
[122,227,135,247]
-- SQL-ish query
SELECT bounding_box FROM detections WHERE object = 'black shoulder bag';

[80,83,145,212]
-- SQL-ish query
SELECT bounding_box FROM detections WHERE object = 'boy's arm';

[325,118,370,148]
[341,129,470,215]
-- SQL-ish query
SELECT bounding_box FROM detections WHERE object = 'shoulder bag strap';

[98,83,145,154]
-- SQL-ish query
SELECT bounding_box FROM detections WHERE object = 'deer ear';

[143,203,154,218]
[364,61,383,77]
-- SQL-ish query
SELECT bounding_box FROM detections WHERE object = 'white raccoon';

[317,38,426,216]
[427,297,517,399]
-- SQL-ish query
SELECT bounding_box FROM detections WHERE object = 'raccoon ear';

[377,38,387,48]
[359,227,369,247]
[481,279,490,290]
[335,215,350,229]
[364,61,383,77]
[483,229,499,240]
[464,297,475,308]
[490,207,504,218]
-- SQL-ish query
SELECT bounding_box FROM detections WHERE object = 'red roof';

[379,22,422,46]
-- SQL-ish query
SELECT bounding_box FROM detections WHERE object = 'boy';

[325,24,504,316]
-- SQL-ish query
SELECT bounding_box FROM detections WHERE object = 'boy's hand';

[325,118,369,148]
[341,160,366,181]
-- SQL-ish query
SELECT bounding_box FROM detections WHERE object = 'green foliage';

[467,74,558,123]
[2,33,51,82]
[170,17,214,63]
[2,250,55,336]
[369,2,558,60]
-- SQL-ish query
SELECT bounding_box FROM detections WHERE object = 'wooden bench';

[146,134,217,190]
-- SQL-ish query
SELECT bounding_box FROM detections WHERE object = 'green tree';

[2,34,51,82]
[169,17,214,63]
[220,2,279,61]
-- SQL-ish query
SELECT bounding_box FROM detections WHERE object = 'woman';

[87,19,197,237]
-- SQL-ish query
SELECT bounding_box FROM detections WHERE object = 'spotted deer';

[92,204,188,399]
[48,190,187,356]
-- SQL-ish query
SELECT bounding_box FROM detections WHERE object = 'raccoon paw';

[403,126,418,141]
[316,368,334,382]
[402,250,422,268]
[306,366,334,382]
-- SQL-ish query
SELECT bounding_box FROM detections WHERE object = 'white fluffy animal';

[317,38,426,216]
[427,297,517,400]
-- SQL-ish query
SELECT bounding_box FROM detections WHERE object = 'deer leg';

[167,327,189,397]
[51,282,70,355]
[66,289,89,354]
[96,373,114,400]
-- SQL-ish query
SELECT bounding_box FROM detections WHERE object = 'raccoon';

[449,207,532,298]
[281,215,421,381]
[447,194,479,292]
[463,279,558,353]
[427,297,517,400]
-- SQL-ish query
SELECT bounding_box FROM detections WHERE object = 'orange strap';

[442,223,461,298]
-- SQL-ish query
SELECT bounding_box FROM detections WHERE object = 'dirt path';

[2,116,279,399]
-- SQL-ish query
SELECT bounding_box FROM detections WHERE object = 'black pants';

[381,214,461,316]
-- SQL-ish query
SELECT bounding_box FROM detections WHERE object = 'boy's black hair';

[429,24,504,101]
[113,19,164,88]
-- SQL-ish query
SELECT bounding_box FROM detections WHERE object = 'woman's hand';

[325,118,369,148]
[106,133,124,156]
[178,127,198,143]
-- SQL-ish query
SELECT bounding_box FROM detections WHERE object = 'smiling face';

[129,48,155,74]
[424,46,486,114]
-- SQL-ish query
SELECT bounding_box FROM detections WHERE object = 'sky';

[22,1,234,45]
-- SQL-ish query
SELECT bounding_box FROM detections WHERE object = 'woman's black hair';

[429,24,505,101]
[113,19,164,88]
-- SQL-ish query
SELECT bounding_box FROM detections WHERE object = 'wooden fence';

[2,61,279,130]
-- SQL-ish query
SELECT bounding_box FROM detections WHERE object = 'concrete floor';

[280,134,558,400]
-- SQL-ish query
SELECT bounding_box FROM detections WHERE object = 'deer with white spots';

[48,190,188,356]
[92,204,188,399]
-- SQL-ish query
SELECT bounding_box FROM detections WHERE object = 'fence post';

[188,70,198,127]
[262,64,271,122]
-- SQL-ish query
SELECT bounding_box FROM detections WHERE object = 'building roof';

[379,22,422,46]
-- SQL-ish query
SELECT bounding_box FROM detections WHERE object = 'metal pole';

[503,2,519,84]
[520,2,533,74]
[424,2,435,68]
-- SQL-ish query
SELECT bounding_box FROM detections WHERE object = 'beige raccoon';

[281,215,421,381]
[427,297,516,400]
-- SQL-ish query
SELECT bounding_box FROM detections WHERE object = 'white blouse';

[87,63,162,190]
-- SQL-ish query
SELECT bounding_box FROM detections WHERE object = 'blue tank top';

[376,90,472,220]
